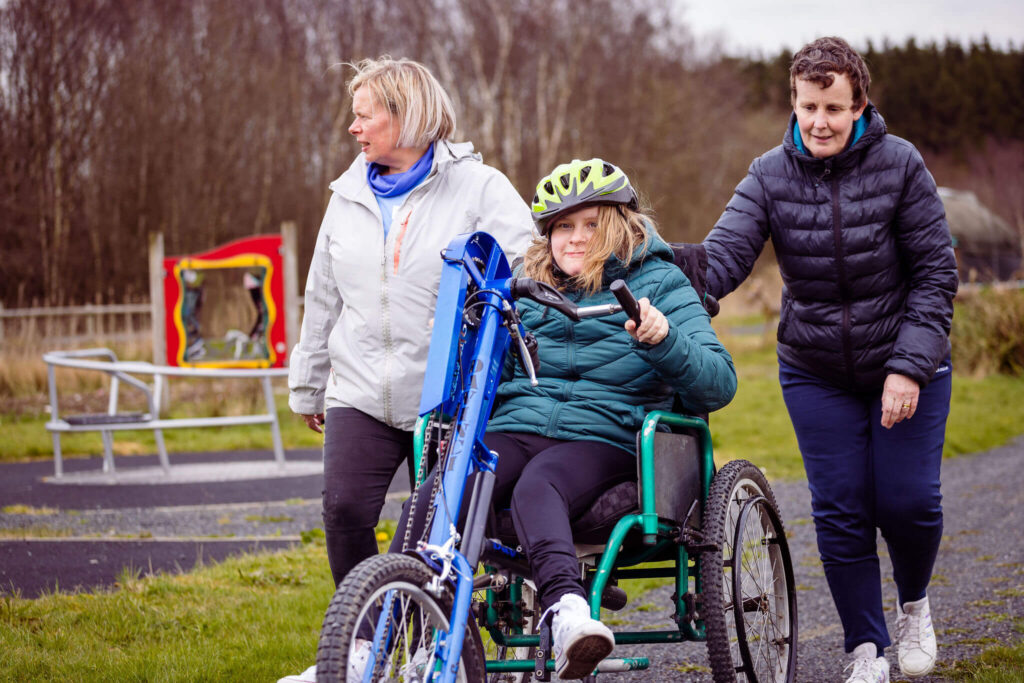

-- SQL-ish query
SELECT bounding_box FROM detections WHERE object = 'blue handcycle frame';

[366,231,718,681]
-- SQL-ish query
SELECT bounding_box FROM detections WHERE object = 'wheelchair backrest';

[640,430,703,530]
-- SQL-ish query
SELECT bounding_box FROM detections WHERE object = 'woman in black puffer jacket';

[703,37,957,683]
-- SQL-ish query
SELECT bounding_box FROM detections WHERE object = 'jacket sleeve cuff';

[288,390,325,416]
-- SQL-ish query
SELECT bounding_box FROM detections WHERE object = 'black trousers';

[390,431,636,610]
[322,407,413,587]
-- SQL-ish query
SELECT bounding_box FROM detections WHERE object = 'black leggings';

[322,407,413,587]
[390,432,636,610]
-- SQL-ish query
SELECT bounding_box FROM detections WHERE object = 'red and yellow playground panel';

[163,235,287,368]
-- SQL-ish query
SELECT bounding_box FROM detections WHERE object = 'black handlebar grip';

[610,279,642,326]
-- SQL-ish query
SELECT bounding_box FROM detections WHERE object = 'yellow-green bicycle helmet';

[531,158,639,233]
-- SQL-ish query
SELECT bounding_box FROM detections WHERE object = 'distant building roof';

[938,187,1018,249]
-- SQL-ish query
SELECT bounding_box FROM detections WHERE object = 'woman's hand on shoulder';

[880,373,920,429]
[301,413,325,434]
[625,298,669,345]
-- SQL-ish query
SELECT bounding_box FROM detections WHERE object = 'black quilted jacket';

[704,105,958,391]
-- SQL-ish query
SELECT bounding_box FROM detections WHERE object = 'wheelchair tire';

[699,460,797,683]
[483,578,538,683]
[316,553,485,682]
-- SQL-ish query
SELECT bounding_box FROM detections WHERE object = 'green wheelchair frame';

[413,409,797,682]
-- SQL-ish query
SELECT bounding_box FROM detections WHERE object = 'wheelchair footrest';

[595,658,651,672]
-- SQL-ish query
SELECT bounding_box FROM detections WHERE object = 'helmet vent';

[532,193,539,205]
[559,173,570,190]
[603,163,615,176]
[544,181,554,195]
[580,166,591,183]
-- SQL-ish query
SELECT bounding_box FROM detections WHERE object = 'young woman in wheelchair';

[382,157,737,680]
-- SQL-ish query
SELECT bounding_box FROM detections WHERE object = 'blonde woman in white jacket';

[280,57,533,683]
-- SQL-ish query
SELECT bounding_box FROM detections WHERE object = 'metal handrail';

[43,348,289,478]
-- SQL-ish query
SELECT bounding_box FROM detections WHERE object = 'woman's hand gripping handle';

[612,279,669,345]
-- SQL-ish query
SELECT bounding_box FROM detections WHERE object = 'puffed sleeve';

[703,159,772,300]
[885,148,958,386]
[629,267,738,414]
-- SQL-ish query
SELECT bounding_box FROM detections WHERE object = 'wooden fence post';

[281,221,300,365]
[149,232,166,366]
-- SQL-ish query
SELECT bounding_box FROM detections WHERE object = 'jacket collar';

[783,103,887,174]
[329,140,481,205]
[600,225,674,286]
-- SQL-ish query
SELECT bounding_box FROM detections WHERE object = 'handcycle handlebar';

[509,276,636,322]
[610,279,642,326]
[507,276,638,387]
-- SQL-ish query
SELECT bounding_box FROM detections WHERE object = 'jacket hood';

[783,103,887,173]
[330,140,481,201]
[601,224,674,285]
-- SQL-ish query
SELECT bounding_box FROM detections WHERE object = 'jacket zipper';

[828,166,854,387]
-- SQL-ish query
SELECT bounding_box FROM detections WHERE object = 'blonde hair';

[347,56,456,147]
[524,205,653,295]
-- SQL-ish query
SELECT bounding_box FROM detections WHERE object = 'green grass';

[0,397,322,463]
[706,325,1024,480]
[0,525,404,682]
[944,635,1024,682]
[0,544,336,682]
[3,320,1023,477]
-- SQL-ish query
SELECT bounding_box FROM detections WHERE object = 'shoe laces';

[844,655,884,683]
[543,594,589,648]
[897,607,928,650]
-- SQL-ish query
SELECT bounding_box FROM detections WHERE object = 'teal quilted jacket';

[487,229,737,453]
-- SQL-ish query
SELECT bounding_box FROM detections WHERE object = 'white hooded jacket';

[288,140,534,430]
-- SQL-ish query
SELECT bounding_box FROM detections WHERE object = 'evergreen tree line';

[740,38,1024,154]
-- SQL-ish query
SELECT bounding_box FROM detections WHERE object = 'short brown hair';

[523,204,653,295]
[790,37,871,108]
[348,56,456,147]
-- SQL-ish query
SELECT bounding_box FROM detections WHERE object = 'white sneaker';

[897,596,937,677]
[398,646,430,679]
[349,638,371,680]
[276,664,316,683]
[550,593,614,680]
[844,643,890,683]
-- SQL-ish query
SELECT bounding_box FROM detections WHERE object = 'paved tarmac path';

[1,440,1022,681]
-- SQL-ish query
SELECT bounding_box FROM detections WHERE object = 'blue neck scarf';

[366,144,435,197]
[793,112,868,156]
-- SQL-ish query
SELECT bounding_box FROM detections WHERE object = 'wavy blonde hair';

[347,56,456,147]
[523,204,653,295]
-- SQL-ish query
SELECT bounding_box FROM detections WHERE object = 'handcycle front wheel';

[700,460,797,683]
[316,553,486,682]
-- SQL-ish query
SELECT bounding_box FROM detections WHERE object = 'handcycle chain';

[401,413,449,552]
[417,407,461,549]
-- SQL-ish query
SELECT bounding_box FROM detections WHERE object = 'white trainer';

[398,646,430,679]
[897,596,937,677]
[844,643,890,683]
[349,638,372,680]
[550,593,614,680]
[276,664,316,683]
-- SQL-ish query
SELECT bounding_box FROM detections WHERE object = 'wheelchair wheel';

[700,460,797,683]
[316,553,485,682]
[483,578,539,683]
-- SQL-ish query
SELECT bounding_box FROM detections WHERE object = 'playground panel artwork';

[162,235,287,368]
